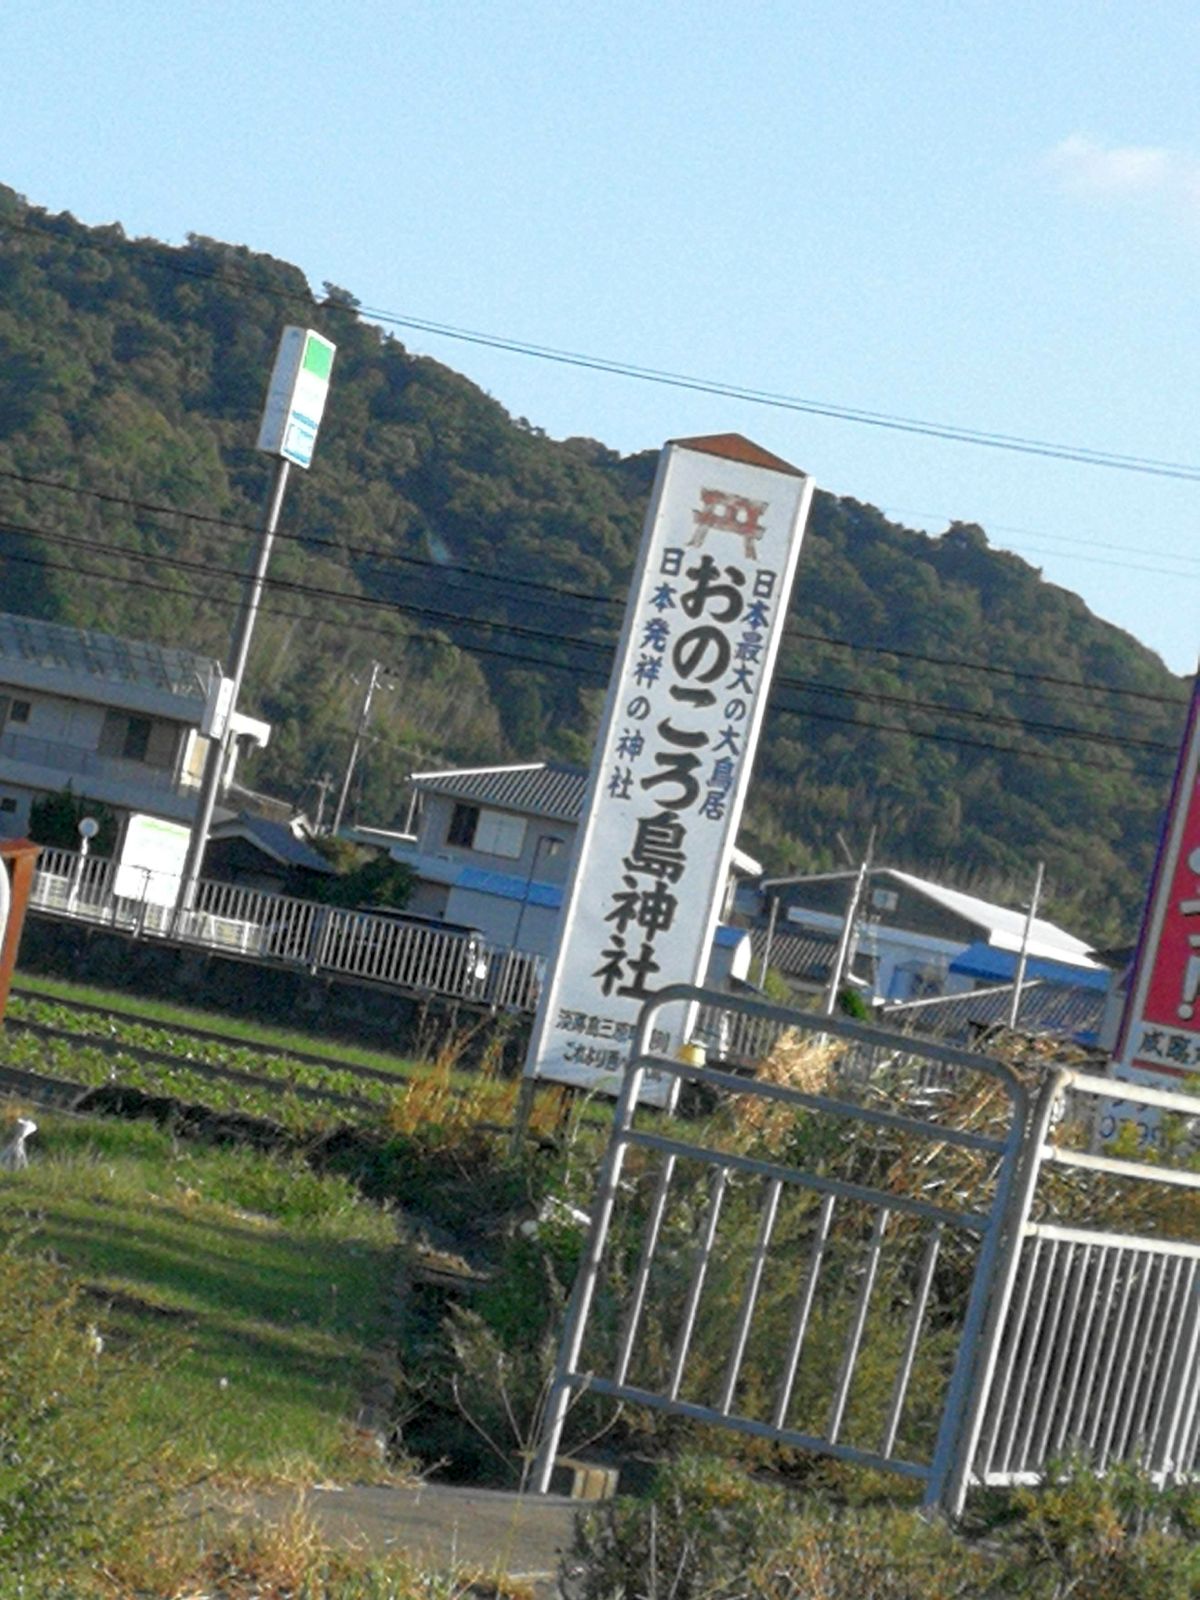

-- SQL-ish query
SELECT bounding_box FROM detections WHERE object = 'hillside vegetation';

[0,183,1186,943]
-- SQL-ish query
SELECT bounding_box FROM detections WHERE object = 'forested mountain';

[0,183,1186,944]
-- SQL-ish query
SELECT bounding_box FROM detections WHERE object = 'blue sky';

[3,0,1198,673]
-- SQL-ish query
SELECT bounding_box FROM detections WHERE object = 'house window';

[122,716,152,762]
[0,797,16,814]
[99,711,165,765]
[474,809,526,859]
[8,700,29,724]
[447,803,479,848]
[445,803,526,859]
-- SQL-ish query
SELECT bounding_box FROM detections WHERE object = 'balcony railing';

[0,729,191,797]
[26,844,546,1013]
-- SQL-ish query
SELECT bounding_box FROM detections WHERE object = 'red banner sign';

[1116,675,1200,1080]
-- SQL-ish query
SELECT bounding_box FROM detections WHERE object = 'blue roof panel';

[949,940,1108,992]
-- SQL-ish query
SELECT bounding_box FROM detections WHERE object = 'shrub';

[0,1244,171,1597]
[565,1455,1200,1600]
[564,1454,989,1600]
[27,789,117,855]
[991,1459,1200,1599]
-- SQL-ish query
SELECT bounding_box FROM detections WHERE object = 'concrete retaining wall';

[17,911,531,1071]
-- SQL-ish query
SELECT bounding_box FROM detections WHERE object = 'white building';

[0,612,270,838]
[754,865,1103,1004]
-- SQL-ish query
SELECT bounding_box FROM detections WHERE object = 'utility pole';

[331,661,382,837]
[311,773,334,836]
[175,326,336,918]
[758,893,780,988]
[824,828,875,1017]
[1008,860,1045,1030]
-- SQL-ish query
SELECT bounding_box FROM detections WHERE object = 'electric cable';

[0,466,1187,707]
[0,540,1178,771]
[0,516,1179,752]
[4,209,1200,482]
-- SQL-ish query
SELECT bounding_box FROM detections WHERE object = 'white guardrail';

[26,844,546,1012]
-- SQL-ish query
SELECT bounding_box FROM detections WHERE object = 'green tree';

[28,791,118,856]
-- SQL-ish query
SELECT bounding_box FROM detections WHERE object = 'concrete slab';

[195,1480,583,1591]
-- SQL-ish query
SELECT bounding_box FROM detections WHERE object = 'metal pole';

[508,836,564,1153]
[511,835,562,955]
[530,994,661,1493]
[758,893,779,988]
[311,773,333,836]
[935,1069,1056,1516]
[1008,860,1045,1030]
[331,661,381,837]
[177,456,292,914]
[824,846,872,1017]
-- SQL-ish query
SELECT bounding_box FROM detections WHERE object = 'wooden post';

[0,839,41,1025]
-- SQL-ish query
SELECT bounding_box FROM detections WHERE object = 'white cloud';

[1044,134,1200,213]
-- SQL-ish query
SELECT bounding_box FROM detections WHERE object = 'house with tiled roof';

[362,760,759,980]
[203,813,335,897]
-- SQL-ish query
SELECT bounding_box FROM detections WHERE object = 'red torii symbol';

[689,489,769,560]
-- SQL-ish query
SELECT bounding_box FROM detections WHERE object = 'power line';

[355,309,1200,484]
[0,514,615,657]
[0,514,1169,747]
[884,506,1200,572]
[0,464,622,619]
[767,694,1151,774]
[0,545,613,678]
[0,464,1187,707]
[5,208,1200,484]
[0,529,1179,762]
[787,675,1173,752]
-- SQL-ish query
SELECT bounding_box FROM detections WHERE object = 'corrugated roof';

[949,940,1109,992]
[762,865,1099,970]
[0,610,217,699]
[886,980,1106,1045]
[409,761,589,822]
[884,869,1099,967]
[750,926,838,981]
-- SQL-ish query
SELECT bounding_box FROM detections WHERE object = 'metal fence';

[532,986,1200,1516]
[950,1068,1200,1510]
[531,983,1031,1508]
[26,843,546,1012]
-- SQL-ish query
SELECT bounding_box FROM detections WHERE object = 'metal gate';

[530,984,1031,1507]
[531,988,1200,1514]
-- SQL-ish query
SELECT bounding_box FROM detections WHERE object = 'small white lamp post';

[69,815,99,913]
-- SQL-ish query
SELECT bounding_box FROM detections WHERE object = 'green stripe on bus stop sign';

[303,334,334,380]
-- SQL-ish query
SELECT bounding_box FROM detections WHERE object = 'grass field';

[4,967,600,1144]
[12,969,428,1079]
[0,1104,402,1485]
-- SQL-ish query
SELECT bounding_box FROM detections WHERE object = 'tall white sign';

[524,434,814,1104]
[256,327,336,469]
